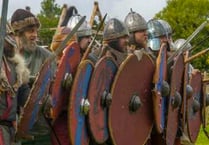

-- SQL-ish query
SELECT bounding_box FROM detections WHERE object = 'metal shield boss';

[166,53,184,145]
[187,70,202,143]
[87,56,117,144]
[51,42,80,122]
[109,53,154,145]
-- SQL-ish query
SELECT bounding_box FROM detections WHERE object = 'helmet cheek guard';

[147,38,161,51]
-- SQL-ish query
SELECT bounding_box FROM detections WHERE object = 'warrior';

[146,19,172,145]
[67,14,93,59]
[50,6,78,60]
[124,9,148,53]
[147,18,175,58]
[10,8,55,145]
[99,18,129,66]
[157,19,176,52]
[174,38,195,145]
[50,14,93,145]
[0,28,30,145]
[11,8,55,77]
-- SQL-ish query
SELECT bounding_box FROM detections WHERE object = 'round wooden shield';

[88,56,117,144]
[166,53,184,145]
[68,60,94,145]
[17,58,54,138]
[51,42,80,122]
[109,53,155,145]
[187,70,202,143]
[152,44,167,133]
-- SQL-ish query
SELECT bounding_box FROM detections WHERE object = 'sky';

[1,0,167,22]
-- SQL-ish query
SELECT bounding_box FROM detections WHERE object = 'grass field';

[196,127,209,145]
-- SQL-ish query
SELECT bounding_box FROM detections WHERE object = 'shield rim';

[152,44,167,133]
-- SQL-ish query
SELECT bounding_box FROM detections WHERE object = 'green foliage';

[155,0,209,71]
[37,0,61,46]
[196,126,209,145]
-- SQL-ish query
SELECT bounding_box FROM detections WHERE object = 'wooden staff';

[57,4,68,28]
[203,71,209,83]
[184,48,209,63]
[89,1,103,28]
[203,78,209,83]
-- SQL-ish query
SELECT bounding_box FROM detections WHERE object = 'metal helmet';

[147,19,166,38]
[67,14,92,38]
[157,19,176,51]
[147,19,166,51]
[174,38,192,50]
[103,18,129,41]
[124,9,147,33]
[157,19,172,37]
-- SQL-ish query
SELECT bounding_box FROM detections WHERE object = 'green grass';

[196,126,209,145]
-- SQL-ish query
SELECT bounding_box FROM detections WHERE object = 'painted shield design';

[68,60,94,145]
[88,56,117,144]
[187,70,202,143]
[109,53,154,145]
[51,42,80,122]
[17,58,54,138]
[166,53,184,145]
[152,44,168,133]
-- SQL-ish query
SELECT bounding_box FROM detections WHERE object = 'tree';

[37,0,61,47]
[155,0,209,71]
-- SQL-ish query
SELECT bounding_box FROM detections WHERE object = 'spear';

[81,13,107,61]
[168,19,209,64]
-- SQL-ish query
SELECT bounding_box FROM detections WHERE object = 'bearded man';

[11,9,55,145]
[11,9,53,77]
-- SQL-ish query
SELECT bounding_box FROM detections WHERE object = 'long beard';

[20,35,37,52]
[109,40,127,53]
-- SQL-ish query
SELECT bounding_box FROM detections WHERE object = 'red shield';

[109,53,154,145]
[87,56,117,144]
[16,58,54,138]
[187,70,202,143]
[166,53,184,145]
[152,44,167,133]
[51,42,80,122]
[68,60,94,145]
